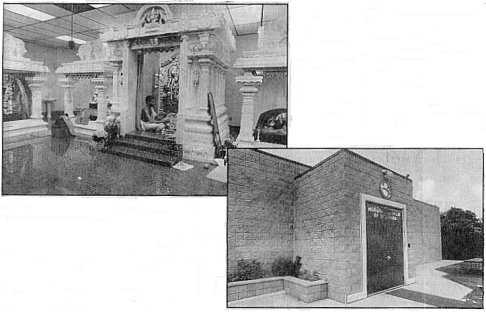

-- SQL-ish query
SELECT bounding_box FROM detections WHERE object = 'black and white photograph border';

[227,148,484,308]
[2,3,288,195]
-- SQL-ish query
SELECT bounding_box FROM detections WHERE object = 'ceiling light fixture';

[4,4,55,21]
[56,35,86,45]
[90,4,110,8]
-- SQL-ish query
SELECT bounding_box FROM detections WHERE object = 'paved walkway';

[229,260,482,308]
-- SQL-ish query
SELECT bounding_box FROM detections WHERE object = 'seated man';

[140,95,166,132]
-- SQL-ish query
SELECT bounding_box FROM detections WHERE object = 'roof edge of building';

[294,149,414,182]
[255,149,312,169]
[413,198,440,210]
[294,149,344,180]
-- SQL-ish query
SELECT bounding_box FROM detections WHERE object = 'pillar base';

[183,108,216,163]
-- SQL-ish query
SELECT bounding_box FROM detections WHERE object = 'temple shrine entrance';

[101,4,234,162]
[132,36,180,141]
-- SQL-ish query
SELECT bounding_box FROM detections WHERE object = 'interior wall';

[254,72,287,125]
[225,34,258,127]
[24,42,79,112]
[142,52,159,103]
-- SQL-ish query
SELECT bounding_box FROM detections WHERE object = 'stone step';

[125,131,176,145]
[114,137,181,156]
[104,145,180,167]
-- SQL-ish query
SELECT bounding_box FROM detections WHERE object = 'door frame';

[346,193,414,303]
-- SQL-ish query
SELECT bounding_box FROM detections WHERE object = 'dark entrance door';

[366,201,404,294]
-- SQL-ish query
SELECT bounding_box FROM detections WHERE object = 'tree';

[441,207,483,260]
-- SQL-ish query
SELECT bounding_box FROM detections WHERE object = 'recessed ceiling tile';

[22,23,66,37]
[122,4,144,11]
[96,4,132,16]
[74,15,107,30]
[3,17,29,29]
[4,10,42,26]
[46,16,91,33]
[78,10,116,26]
[6,29,43,40]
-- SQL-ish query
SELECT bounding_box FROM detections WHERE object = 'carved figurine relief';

[154,52,180,114]
[140,6,169,27]
[2,75,32,121]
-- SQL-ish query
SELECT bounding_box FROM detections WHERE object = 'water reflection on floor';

[2,136,226,196]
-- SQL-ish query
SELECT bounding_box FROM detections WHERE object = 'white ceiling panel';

[24,4,72,17]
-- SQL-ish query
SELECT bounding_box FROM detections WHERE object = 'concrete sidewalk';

[229,260,482,308]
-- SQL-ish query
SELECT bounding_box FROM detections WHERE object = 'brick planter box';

[283,276,328,303]
[228,276,328,303]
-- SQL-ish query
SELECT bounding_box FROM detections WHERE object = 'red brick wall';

[227,149,309,274]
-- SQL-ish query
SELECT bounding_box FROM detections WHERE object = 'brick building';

[228,149,442,303]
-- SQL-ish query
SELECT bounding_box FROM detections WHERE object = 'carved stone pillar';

[198,58,211,109]
[176,34,190,145]
[92,77,106,121]
[236,71,263,144]
[110,65,121,113]
[27,75,46,119]
[182,57,215,162]
[59,76,74,117]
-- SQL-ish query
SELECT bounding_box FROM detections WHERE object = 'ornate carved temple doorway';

[101,4,234,162]
[131,34,180,138]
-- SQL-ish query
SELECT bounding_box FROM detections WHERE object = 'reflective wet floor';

[2,136,226,196]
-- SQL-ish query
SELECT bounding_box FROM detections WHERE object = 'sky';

[264,149,483,217]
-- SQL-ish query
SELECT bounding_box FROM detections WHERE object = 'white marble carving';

[100,5,235,162]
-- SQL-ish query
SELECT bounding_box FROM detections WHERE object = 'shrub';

[271,257,295,276]
[228,259,265,282]
[441,207,483,260]
[271,256,303,277]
